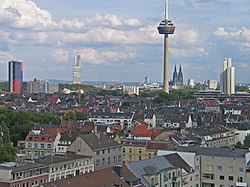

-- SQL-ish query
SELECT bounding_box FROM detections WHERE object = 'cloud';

[213,27,241,39]
[75,48,137,64]
[0,50,16,64]
[169,47,208,58]
[0,0,55,29]
[51,48,69,63]
[123,19,141,27]
[237,63,249,68]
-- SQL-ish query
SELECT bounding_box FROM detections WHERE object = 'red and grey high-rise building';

[8,61,23,94]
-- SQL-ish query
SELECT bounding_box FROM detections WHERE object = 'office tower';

[220,58,235,95]
[28,78,41,93]
[157,0,175,93]
[8,61,23,94]
[73,54,81,84]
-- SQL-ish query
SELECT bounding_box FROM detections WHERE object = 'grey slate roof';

[80,133,121,151]
[35,153,89,165]
[164,146,249,158]
[126,156,175,186]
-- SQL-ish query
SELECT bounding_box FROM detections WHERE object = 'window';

[129,148,132,153]
[217,166,222,171]
[41,144,44,148]
[239,167,244,172]
[96,151,100,155]
[229,176,234,181]
[139,156,141,160]
[34,143,38,148]
[96,159,100,166]
[108,157,110,164]
[102,150,105,154]
[238,177,243,182]
[102,158,105,165]
[47,144,51,149]
[118,155,121,162]
[219,175,224,180]
[123,148,125,153]
[206,165,214,171]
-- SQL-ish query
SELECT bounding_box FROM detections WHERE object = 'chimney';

[114,165,123,178]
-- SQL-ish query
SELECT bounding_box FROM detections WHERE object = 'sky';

[0,0,250,83]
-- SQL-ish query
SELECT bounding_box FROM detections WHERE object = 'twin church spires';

[172,64,183,87]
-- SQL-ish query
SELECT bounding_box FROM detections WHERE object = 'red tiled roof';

[25,134,56,142]
[42,128,63,135]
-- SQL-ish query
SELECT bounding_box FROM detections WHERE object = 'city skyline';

[0,0,250,83]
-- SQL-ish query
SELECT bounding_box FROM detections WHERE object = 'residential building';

[42,165,143,187]
[220,58,235,95]
[25,131,61,159]
[8,61,23,94]
[89,112,134,128]
[208,80,218,90]
[159,147,250,187]
[73,54,81,84]
[0,153,94,187]
[0,162,49,187]
[28,78,41,94]
[67,133,123,170]
[121,139,173,163]
[126,156,182,187]
[35,153,94,182]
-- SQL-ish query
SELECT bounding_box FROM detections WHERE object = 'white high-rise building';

[73,54,81,84]
[220,58,235,95]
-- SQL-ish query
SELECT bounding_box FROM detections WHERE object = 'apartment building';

[68,133,122,170]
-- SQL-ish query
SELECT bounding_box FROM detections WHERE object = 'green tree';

[0,144,16,163]
[0,121,10,144]
[63,111,76,120]
[235,141,243,148]
[243,134,250,148]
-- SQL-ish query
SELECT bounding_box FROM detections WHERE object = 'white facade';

[188,78,195,88]
[73,54,81,84]
[220,58,235,95]
[122,85,139,95]
[208,80,218,90]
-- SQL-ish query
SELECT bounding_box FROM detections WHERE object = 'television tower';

[157,0,175,93]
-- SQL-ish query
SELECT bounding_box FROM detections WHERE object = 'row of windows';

[27,143,52,149]
[12,178,47,187]
[205,165,244,172]
[96,147,121,155]
[96,155,122,166]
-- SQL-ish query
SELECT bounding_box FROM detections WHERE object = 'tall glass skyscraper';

[8,61,23,94]
[73,54,81,84]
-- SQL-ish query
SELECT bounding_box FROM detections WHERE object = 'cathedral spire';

[173,64,178,85]
[177,64,183,86]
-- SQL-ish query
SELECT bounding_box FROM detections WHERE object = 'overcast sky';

[0,0,250,83]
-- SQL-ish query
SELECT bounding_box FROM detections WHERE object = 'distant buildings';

[188,78,195,88]
[8,61,23,94]
[73,54,81,84]
[122,85,139,95]
[220,58,235,95]
[172,64,184,88]
[208,80,218,90]
[27,79,59,94]
[139,76,160,90]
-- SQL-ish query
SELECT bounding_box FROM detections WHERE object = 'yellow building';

[121,139,172,163]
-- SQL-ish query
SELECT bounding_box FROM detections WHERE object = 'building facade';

[73,54,81,84]
[220,58,235,95]
[8,61,23,94]
[68,133,123,170]
[28,78,41,94]
[208,80,218,90]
